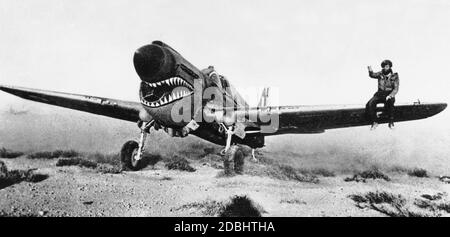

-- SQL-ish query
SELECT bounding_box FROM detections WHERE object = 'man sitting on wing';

[365,59,399,130]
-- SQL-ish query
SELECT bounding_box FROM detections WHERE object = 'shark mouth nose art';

[140,76,193,108]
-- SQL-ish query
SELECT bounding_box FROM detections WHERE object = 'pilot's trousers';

[366,90,395,123]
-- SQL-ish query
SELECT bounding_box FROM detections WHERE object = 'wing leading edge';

[0,85,143,122]
[238,102,447,135]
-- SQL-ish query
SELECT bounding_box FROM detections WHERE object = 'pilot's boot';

[370,122,379,130]
[388,120,395,129]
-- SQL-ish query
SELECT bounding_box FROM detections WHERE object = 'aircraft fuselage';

[133,41,265,148]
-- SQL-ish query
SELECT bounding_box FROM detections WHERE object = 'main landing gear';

[220,124,245,175]
[121,120,154,171]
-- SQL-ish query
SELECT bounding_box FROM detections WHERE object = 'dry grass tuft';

[414,193,450,214]
[160,176,173,181]
[27,150,79,159]
[176,200,225,216]
[56,157,97,169]
[96,164,123,174]
[56,157,122,174]
[421,193,444,201]
[215,170,237,178]
[85,152,120,166]
[176,195,266,217]
[439,176,450,184]
[244,161,320,183]
[276,165,320,183]
[349,191,431,217]
[345,168,390,182]
[309,168,336,177]
[436,203,450,213]
[280,198,307,205]
[200,154,223,170]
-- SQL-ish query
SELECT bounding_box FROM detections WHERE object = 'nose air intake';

[133,44,174,82]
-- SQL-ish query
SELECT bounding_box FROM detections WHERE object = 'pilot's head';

[381,59,393,75]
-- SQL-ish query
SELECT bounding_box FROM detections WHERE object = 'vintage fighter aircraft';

[0,41,447,174]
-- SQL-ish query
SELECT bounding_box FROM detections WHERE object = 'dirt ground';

[1,155,448,217]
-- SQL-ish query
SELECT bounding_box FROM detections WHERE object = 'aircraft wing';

[0,85,143,122]
[238,102,447,135]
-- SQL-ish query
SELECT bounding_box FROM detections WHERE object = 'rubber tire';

[223,145,245,175]
[120,140,145,171]
[234,147,245,175]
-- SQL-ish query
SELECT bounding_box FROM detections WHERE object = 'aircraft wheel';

[234,146,245,174]
[120,140,145,171]
[223,145,245,175]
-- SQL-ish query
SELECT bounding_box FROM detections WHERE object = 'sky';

[0,0,449,117]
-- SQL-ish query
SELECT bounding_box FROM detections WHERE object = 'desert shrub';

[176,195,266,217]
[165,156,196,172]
[0,161,48,189]
[390,166,429,178]
[0,148,24,158]
[219,195,265,217]
[407,168,428,178]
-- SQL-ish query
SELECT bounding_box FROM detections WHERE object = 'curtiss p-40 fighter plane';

[1,41,447,174]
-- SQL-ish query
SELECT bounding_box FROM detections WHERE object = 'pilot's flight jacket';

[369,70,399,97]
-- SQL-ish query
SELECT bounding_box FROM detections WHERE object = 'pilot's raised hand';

[368,66,373,72]
[386,95,393,101]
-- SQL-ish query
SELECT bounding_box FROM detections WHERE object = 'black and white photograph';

[0,0,449,222]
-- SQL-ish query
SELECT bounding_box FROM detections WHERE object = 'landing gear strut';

[251,149,258,162]
[220,124,245,175]
[120,120,154,171]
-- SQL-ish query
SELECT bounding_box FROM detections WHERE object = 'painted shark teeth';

[144,77,193,90]
[141,76,194,108]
